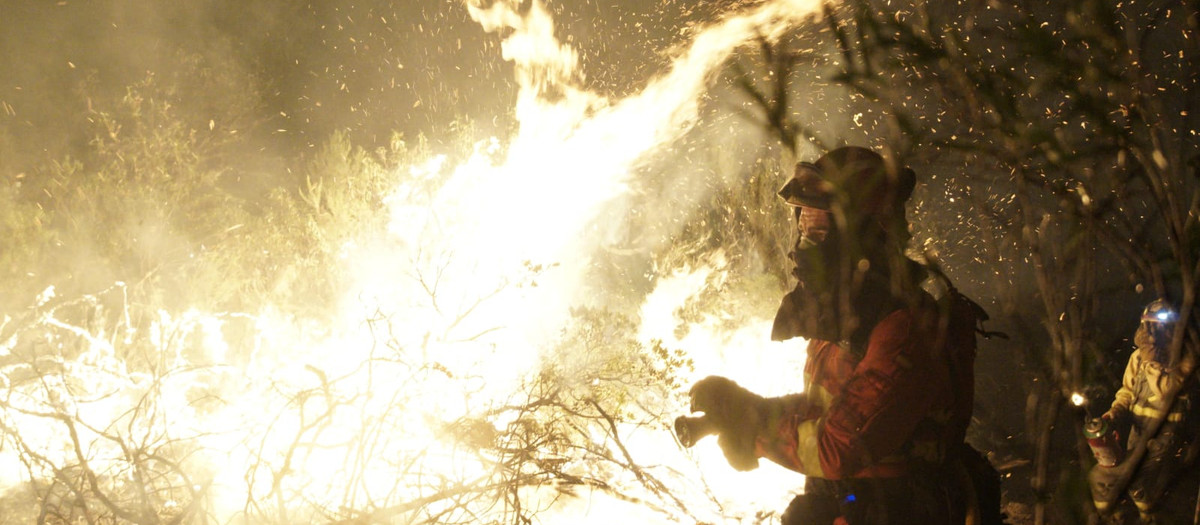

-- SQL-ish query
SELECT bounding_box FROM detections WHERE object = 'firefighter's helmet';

[777,146,916,224]
[1141,298,1177,325]
[1138,298,1177,364]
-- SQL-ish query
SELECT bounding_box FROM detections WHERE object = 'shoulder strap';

[927,264,1008,341]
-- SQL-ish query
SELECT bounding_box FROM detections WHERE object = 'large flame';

[0,0,826,522]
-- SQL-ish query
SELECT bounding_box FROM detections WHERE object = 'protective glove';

[687,376,768,471]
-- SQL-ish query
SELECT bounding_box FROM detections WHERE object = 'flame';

[1070,391,1086,407]
[0,0,828,522]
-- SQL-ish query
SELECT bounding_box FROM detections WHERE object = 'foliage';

[656,158,795,337]
[225,129,419,317]
[808,1,1199,522]
[357,307,698,524]
[0,40,723,525]
[0,55,436,321]
[0,51,476,524]
[0,281,701,524]
[712,1,1198,521]
[3,57,253,313]
[0,285,218,524]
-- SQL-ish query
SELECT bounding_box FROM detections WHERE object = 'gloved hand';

[686,376,768,471]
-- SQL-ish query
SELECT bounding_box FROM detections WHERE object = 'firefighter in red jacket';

[680,147,999,524]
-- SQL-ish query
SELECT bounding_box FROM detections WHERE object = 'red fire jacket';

[756,294,978,479]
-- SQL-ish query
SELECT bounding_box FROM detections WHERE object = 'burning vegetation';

[1,0,1197,524]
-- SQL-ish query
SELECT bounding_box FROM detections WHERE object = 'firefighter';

[1090,298,1200,524]
[683,146,1001,524]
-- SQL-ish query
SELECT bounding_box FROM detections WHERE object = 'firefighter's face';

[1136,319,1174,365]
[794,205,833,248]
[780,204,847,342]
[789,204,841,291]
[1142,321,1173,347]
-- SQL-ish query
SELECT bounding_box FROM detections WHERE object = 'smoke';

[0,0,869,522]
[331,0,836,407]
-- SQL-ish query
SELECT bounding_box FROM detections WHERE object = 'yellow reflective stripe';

[1131,404,1185,421]
[1131,404,1166,418]
[795,418,826,477]
[807,383,837,410]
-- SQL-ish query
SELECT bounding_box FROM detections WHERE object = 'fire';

[0,0,827,522]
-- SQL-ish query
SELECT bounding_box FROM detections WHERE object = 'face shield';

[778,162,835,249]
[796,205,832,248]
[773,161,845,343]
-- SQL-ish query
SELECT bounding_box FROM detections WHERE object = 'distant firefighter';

[677,147,1002,524]
[1089,298,1200,524]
